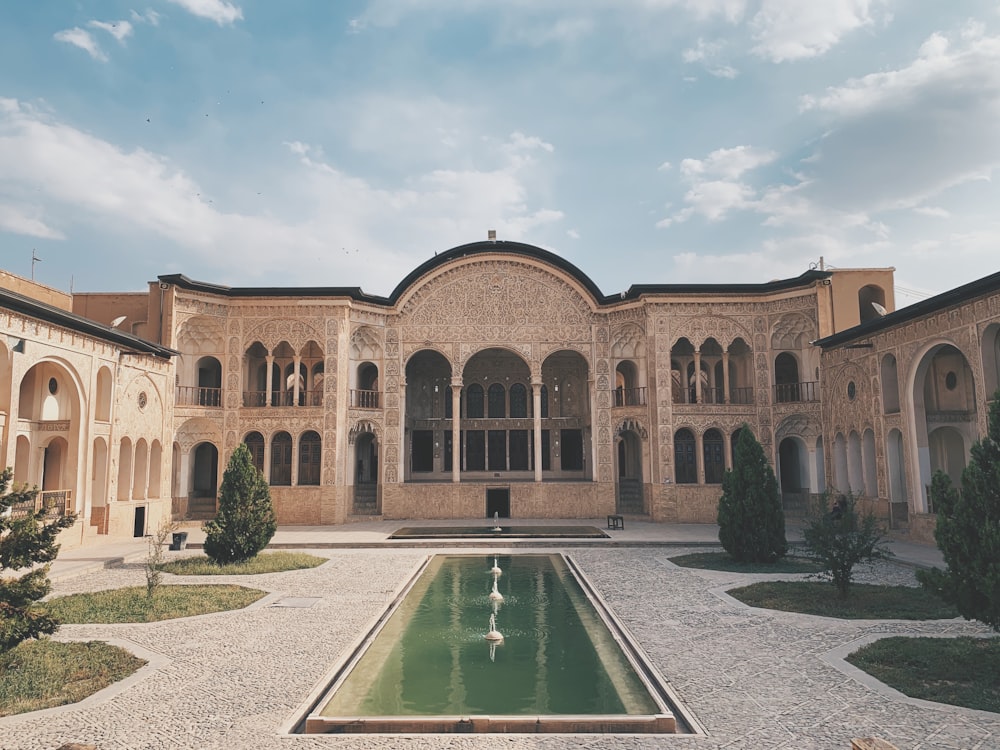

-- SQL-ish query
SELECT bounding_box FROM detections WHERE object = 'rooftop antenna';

[31,249,41,280]
[871,302,887,317]
[110,315,127,328]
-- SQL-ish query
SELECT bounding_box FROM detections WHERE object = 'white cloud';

[0,204,65,240]
[751,0,884,62]
[0,99,563,292]
[661,145,778,225]
[130,9,161,26]
[88,20,133,42]
[165,0,243,25]
[53,28,107,62]
[567,228,580,239]
[680,145,777,180]
[796,27,1000,213]
[914,206,951,219]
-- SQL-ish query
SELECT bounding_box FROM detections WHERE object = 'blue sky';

[1,1,998,304]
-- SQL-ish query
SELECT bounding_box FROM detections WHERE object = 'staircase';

[187,495,217,521]
[616,479,644,515]
[352,483,379,515]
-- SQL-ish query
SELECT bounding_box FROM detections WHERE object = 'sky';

[1,1,999,305]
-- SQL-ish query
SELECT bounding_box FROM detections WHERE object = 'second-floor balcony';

[674,386,755,405]
[351,389,381,409]
[9,489,72,521]
[774,381,820,404]
[176,386,222,407]
[612,387,647,407]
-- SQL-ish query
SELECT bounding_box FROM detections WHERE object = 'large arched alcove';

[909,342,976,512]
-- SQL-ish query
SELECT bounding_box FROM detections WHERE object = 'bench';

[607,514,624,530]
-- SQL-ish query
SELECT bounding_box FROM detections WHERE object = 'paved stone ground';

[2,547,997,750]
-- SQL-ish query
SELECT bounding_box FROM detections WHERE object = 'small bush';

[802,492,892,597]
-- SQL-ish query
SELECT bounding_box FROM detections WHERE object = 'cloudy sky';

[1,1,998,303]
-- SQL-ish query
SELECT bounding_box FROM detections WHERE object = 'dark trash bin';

[169,531,188,551]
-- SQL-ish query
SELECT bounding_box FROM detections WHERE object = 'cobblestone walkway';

[2,548,996,749]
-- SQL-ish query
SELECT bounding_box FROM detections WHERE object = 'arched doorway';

[189,442,218,518]
[353,431,379,514]
[615,426,643,513]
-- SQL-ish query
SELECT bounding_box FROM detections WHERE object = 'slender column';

[532,381,543,482]
[290,438,299,486]
[696,431,705,484]
[263,440,272,484]
[722,432,732,471]
[398,378,407,482]
[451,379,462,483]
[265,355,274,406]
[722,350,731,404]
[694,350,703,404]
[293,355,302,406]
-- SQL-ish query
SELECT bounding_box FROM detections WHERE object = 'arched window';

[466,383,484,418]
[859,284,887,323]
[774,352,800,402]
[487,383,506,418]
[881,354,900,413]
[674,429,697,484]
[509,383,528,418]
[243,432,265,474]
[703,429,724,484]
[270,432,292,486]
[299,431,321,485]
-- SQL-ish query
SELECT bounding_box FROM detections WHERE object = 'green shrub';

[918,392,1000,631]
[802,492,892,598]
[717,425,787,562]
[0,468,76,653]
[203,444,277,565]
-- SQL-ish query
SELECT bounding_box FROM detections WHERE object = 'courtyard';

[1,521,997,749]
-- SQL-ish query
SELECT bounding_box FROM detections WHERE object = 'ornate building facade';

[1,241,998,548]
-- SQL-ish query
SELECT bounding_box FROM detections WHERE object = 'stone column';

[696,431,705,484]
[292,355,301,406]
[694,350,702,404]
[722,350,731,404]
[265,354,274,406]
[452,378,462,483]
[532,380,543,482]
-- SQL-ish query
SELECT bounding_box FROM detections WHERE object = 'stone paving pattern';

[1,524,998,749]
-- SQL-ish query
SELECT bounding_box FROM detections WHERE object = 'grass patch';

[848,636,1000,713]
[0,640,145,717]
[727,581,960,620]
[159,551,326,576]
[46,585,266,623]
[669,551,823,573]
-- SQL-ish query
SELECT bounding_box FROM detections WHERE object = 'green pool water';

[316,555,661,720]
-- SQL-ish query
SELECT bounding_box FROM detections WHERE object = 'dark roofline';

[0,288,176,359]
[815,268,1000,349]
[161,241,832,306]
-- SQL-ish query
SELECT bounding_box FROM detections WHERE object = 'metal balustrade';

[176,386,222,407]
[612,387,647,407]
[9,489,72,520]
[773,381,820,403]
[351,389,381,409]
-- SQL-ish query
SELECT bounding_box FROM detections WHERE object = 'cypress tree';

[717,425,787,562]
[0,468,77,652]
[203,444,277,565]
[918,393,1000,630]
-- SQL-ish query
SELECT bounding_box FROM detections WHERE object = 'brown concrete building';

[1,240,996,547]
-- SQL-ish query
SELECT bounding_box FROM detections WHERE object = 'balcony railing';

[773,381,820,403]
[176,386,222,407]
[351,389,380,409]
[612,387,647,407]
[9,489,72,521]
[241,390,323,407]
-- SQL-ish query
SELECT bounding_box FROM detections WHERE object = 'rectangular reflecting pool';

[301,555,695,734]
